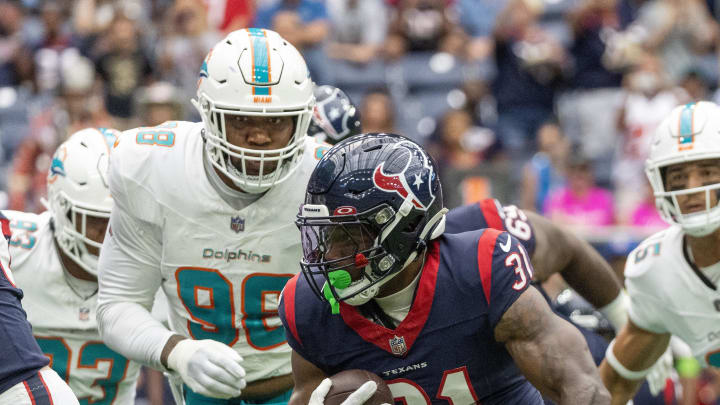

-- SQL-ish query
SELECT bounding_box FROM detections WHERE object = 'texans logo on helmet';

[372,141,435,210]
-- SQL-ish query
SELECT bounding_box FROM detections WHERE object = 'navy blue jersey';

[445,199,536,256]
[0,213,49,394]
[281,229,542,404]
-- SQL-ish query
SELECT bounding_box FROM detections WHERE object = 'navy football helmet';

[297,133,447,310]
[308,85,362,145]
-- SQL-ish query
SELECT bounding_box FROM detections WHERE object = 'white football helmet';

[46,128,118,276]
[646,101,720,236]
[193,28,315,194]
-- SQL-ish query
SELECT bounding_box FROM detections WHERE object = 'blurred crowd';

[3,0,719,231]
[2,0,720,403]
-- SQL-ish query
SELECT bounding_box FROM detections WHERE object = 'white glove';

[309,378,380,405]
[167,339,246,399]
[646,347,673,396]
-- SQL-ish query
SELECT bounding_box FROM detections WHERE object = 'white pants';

[0,367,78,405]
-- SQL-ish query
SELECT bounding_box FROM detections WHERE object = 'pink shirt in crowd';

[630,202,667,229]
[543,187,615,226]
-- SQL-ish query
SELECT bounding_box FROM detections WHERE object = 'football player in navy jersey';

[0,213,79,405]
[444,200,626,335]
[446,201,670,404]
[280,133,610,405]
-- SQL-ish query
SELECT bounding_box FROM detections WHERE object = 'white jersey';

[5,210,141,404]
[102,121,327,382]
[625,225,720,368]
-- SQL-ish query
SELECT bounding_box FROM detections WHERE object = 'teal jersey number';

[9,219,37,249]
[77,342,130,405]
[176,267,239,346]
[634,242,661,263]
[35,337,129,404]
[241,273,293,350]
[175,269,293,350]
[35,336,70,381]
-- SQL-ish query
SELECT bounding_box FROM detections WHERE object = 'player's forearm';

[598,361,642,405]
[97,300,174,370]
[561,234,622,309]
[558,377,611,405]
[547,338,610,405]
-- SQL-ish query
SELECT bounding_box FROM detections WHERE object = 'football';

[324,369,394,405]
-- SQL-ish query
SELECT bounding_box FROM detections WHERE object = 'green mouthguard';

[322,270,352,314]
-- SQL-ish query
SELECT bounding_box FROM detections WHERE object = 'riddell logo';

[254,96,272,103]
[203,248,271,263]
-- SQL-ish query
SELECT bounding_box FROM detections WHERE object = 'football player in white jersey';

[600,100,720,403]
[5,128,144,404]
[96,28,322,404]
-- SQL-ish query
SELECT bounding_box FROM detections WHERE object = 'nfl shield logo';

[79,307,90,321]
[389,335,407,357]
[230,216,245,233]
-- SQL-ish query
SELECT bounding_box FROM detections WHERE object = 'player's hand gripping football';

[167,339,246,399]
[309,378,384,405]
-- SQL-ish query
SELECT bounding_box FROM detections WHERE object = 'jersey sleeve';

[279,275,314,362]
[96,138,173,370]
[446,199,537,256]
[476,229,535,329]
[624,266,669,335]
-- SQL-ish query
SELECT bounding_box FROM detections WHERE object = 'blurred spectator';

[492,0,566,161]
[614,55,687,222]
[427,108,507,207]
[157,0,221,119]
[8,54,110,213]
[205,0,254,34]
[456,0,508,61]
[616,0,648,29]
[134,81,184,127]
[520,121,569,212]
[384,0,466,61]
[73,0,156,64]
[33,3,76,94]
[94,12,154,129]
[544,153,615,227]
[254,0,330,82]
[0,0,35,87]
[560,0,624,168]
[680,69,711,101]
[0,85,32,195]
[628,181,666,228]
[428,108,497,172]
[360,88,396,134]
[632,0,718,83]
[326,0,387,64]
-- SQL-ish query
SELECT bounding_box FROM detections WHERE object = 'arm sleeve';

[478,230,534,329]
[625,275,669,334]
[96,148,173,371]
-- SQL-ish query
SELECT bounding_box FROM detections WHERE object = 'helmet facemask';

[297,200,447,313]
[195,95,311,194]
[48,190,111,277]
[647,160,720,236]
